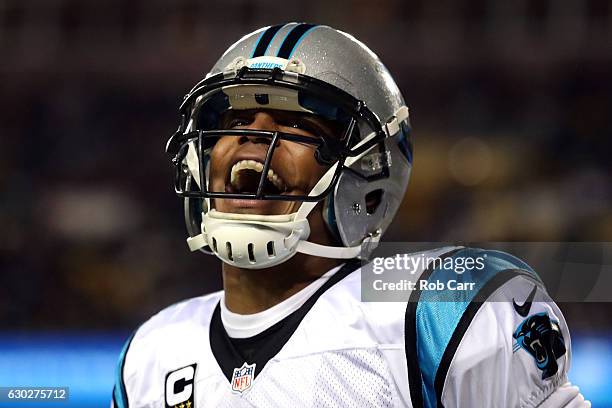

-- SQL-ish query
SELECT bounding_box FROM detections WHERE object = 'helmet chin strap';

[183,111,413,268]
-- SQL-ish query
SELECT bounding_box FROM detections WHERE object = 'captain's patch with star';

[165,363,197,408]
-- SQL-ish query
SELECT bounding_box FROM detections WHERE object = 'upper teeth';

[230,159,286,191]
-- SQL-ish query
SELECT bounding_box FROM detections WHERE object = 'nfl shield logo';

[231,362,256,394]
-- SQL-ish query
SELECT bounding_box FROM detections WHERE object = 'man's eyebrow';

[301,115,343,137]
[220,109,255,123]
[229,109,257,117]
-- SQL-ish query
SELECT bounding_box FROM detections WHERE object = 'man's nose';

[238,111,279,145]
[248,111,278,131]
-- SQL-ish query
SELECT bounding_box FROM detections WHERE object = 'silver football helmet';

[166,23,412,269]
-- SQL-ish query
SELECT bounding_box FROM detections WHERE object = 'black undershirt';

[229,319,286,363]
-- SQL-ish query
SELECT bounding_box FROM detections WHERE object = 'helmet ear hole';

[365,189,384,215]
[248,243,256,263]
[226,242,233,261]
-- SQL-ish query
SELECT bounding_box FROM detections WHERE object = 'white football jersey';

[112,247,589,407]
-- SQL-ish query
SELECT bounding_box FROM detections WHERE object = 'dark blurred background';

[1,0,611,406]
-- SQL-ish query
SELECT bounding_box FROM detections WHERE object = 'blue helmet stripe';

[276,23,318,59]
[251,24,285,58]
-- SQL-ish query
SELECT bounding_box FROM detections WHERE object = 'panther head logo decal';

[513,312,566,380]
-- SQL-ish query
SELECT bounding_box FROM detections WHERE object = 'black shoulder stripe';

[433,269,537,407]
[276,23,317,59]
[405,248,463,408]
[112,387,119,408]
[252,24,285,58]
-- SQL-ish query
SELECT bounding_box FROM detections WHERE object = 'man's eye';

[289,121,319,135]
[229,118,250,127]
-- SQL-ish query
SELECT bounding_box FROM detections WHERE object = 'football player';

[112,23,589,407]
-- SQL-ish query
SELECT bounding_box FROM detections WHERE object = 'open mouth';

[225,159,287,195]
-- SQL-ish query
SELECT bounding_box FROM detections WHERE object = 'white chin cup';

[201,210,311,269]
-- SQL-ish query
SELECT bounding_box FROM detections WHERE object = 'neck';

[222,254,341,314]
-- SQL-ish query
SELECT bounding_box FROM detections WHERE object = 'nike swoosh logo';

[513,285,537,317]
